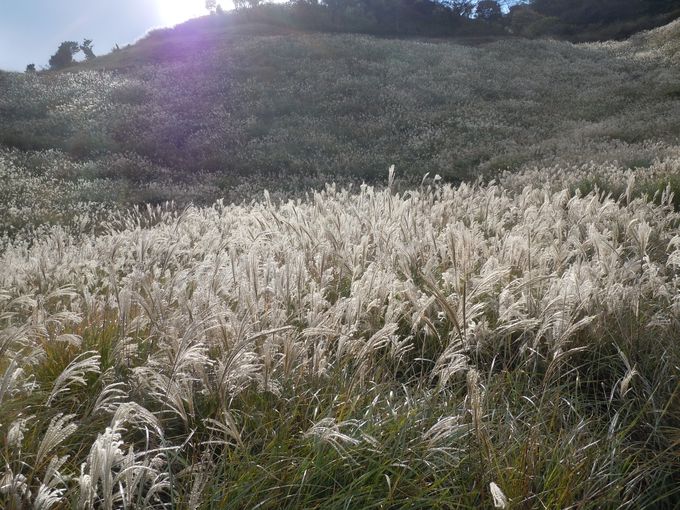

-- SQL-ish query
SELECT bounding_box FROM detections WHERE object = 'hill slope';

[2,18,680,235]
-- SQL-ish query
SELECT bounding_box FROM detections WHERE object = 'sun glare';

[156,0,210,26]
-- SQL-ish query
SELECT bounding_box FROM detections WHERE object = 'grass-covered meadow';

[2,15,680,509]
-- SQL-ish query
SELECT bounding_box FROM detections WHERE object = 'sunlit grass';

[2,174,680,508]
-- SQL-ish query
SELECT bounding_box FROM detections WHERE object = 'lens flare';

[156,0,208,26]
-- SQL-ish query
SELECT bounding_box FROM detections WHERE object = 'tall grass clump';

[1,172,679,508]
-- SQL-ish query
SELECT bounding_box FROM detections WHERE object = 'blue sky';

[0,0,219,71]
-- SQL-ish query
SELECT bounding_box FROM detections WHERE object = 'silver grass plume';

[36,413,77,466]
[47,351,101,406]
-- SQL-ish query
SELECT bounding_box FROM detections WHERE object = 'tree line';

[217,0,680,41]
[510,0,680,40]
[220,0,510,38]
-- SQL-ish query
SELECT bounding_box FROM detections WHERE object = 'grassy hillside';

[2,17,680,237]
[1,17,680,510]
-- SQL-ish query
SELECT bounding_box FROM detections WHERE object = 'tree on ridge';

[48,41,80,70]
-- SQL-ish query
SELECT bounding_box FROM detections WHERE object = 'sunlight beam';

[156,0,212,26]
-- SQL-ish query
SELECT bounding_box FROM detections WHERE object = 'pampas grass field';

[2,16,680,510]
[2,166,680,508]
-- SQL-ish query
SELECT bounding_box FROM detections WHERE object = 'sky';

[0,0,231,71]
